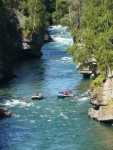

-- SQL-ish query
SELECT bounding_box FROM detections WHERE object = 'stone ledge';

[88,106,113,122]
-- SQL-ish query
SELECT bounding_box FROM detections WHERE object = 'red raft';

[57,90,74,98]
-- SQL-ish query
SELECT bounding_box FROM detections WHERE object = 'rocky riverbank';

[88,69,113,122]
[76,56,113,122]
[76,56,97,78]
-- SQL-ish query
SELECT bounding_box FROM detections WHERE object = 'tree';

[52,0,82,28]
[52,0,68,24]
[43,0,56,24]
[70,0,113,73]
[27,0,47,33]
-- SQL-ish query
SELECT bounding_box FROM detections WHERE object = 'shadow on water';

[85,119,113,150]
[0,58,47,102]
[74,78,91,95]
[2,59,46,85]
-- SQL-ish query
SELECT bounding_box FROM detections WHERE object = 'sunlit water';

[0,25,113,150]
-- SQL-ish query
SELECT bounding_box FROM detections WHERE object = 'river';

[0,25,113,150]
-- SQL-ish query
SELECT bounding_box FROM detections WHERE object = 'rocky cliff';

[76,53,113,122]
[0,4,22,82]
[76,57,97,78]
[0,8,51,82]
[88,69,113,122]
[14,10,46,58]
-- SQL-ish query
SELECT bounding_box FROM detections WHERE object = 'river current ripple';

[0,25,113,150]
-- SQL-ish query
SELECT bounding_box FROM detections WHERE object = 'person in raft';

[59,90,71,95]
[36,92,42,97]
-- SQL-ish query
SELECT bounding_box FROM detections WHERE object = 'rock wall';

[21,34,43,58]
[21,31,52,58]
[76,57,97,78]
[74,49,113,122]
[88,69,113,122]
[103,77,113,101]
[0,5,22,82]
[0,8,52,82]
[88,106,113,122]
[15,10,51,58]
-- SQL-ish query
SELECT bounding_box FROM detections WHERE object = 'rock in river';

[0,109,12,118]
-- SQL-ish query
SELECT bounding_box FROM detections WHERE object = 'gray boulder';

[0,109,11,118]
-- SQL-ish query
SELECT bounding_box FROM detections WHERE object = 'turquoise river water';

[0,26,113,150]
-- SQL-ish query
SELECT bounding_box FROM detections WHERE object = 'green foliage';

[27,0,47,33]
[19,17,32,37]
[1,0,57,37]
[2,0,20,8]
[20,1,28,16]
[67,44,76,62]
[52,0,68,24]
[91,72,106,86]
[107,100,113,106]
[52,11,61,24]
[68,0,113,73]
[43,0,56,13]
[60,15,70,26]
[19,0,54,36]
[43,0,56,24]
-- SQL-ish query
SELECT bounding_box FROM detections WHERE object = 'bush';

[92,72,106,86]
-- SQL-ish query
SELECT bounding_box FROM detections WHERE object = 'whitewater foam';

[52,36,73,45]
[49,25,68,31]
[60,112,68,120]
[56,57,72,62]
[2,99,34,107]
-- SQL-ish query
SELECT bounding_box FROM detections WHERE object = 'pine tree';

[71,0,113,72]
[27,0,47,33]
[52,0,68,24]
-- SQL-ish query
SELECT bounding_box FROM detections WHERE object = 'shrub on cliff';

[91,72,106,87]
